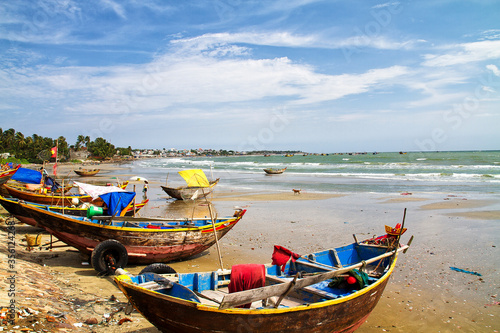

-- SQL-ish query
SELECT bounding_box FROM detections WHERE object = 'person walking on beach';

[143,180,148,199]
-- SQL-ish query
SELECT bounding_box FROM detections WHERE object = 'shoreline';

[1,162,499,332]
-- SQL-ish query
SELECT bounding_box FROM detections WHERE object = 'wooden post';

[133,185,136,217]
[203,185,223,270]
[207,201,224,270]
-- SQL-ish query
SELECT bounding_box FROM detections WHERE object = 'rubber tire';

[139,263,177,275]
[91,239,128,275]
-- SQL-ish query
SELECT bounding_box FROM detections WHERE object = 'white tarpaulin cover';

[74,181,126,199]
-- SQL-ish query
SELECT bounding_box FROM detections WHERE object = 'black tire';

[139,263,177,275]
[91,239,128,275]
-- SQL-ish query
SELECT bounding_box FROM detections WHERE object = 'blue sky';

[1,0,499,153]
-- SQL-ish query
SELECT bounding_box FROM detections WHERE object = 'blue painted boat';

[115,226,411,333]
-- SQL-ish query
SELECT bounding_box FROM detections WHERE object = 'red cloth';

[228,264,266,308]
[271,245,300,272]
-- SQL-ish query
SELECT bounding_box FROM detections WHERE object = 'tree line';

[0,128,132,163]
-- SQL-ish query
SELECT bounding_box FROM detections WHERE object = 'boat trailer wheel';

[91,239,128,275]
[139,263,177,275]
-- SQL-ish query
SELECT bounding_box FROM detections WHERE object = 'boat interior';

[127,243,393,309]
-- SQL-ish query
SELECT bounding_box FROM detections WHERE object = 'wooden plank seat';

[266,275,338,300]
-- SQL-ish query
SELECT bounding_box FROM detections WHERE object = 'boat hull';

[161,179,219,200]
[116,256,396,333]
[263,167,287,174]
[3,184,102,206]
[74,169,100,176]
[0,165,20,185]
[0,196,146,227]
[18,202,244,264]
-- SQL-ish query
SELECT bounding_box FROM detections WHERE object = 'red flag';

[51,146,57,158]
[271,245,300,272]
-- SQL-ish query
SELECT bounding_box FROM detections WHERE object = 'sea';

[121,151,500,196]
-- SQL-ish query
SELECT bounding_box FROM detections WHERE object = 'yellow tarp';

[178,169,210,187]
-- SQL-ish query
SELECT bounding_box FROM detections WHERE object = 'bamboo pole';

[207,201,224,270]
[202,184,223,270]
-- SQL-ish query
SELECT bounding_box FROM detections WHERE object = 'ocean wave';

[136,157,500,182]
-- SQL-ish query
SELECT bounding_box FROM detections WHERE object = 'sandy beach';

[1,162,499,332]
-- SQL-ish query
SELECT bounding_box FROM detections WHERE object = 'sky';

[1,0,499,153]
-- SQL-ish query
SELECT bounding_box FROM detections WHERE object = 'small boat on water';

[161,169,219,200]
[263,167,287,174]
[15,200,246,273]
[74,168,100,176]
[0,165,20,185]
[114,222,411,333]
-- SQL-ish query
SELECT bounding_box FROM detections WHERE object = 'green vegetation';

[0,128,131,163]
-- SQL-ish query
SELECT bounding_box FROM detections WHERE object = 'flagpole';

[54,139,58,176]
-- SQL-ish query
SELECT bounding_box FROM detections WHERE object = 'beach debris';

[449,267,482,276]
[118,317,132,325]
[84,317,99,325]
[484,301,500,307]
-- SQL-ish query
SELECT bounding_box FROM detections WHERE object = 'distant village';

[131,148,302,158]
[129,149,380,159]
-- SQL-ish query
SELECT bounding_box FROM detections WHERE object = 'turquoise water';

[123,151,500,195]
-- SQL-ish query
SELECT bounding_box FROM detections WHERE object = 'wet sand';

[1,162,499,332]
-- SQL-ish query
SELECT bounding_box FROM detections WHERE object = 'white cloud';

[486,64,500,77]
[100,0,127,19]
[372,2,401,9]
[171,31,419,52]
[422,40,500,67]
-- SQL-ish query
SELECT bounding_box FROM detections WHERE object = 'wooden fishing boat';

[161,179,219,200]
[114,225,411,333]
[7,181,74,194]
[16,201,246,271]
[2,181,129,207]
[74,168,100,176]
[2,183,103,206]
[0,195,149,227]
[161,169,219,200]
[0,165,20,185]
[263,167,287,174]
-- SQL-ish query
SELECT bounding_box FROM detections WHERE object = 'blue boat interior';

[129,242,392,308]
[43,207,224,228]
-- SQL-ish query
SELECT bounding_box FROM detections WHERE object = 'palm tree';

[14,132,26,157]
[2,128,15,150]
[75,135,85,150]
